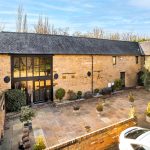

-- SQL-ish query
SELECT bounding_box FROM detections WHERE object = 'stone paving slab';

[0,89,150,150]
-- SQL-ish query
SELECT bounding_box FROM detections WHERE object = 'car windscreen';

[125,129,149,139]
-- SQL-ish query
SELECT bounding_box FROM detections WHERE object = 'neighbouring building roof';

[139,41,150,55]
[0,32,142,55]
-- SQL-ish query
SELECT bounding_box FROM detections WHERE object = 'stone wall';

[144,56,150,71]
[0,55,11,92]
[53,55,141,100]
[47,117,137,150]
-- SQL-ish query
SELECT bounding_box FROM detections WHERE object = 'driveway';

[0,88,150,150]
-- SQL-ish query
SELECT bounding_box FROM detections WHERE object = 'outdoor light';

[4,76,10,83]
[54,73,59,79]
[87,71,91,77]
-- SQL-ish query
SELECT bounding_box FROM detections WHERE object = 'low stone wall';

[47,117,137,150]
[0,91,5,143]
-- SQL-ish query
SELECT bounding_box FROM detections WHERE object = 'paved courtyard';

[0,88,150,150]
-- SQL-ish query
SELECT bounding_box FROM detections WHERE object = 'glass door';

[120,72,125,88]
[33,80,51,103]
[34,80,46,103]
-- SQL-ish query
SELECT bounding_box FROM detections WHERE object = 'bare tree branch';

[16,5,28,32]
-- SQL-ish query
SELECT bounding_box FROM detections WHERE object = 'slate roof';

[0,32,142,55]
[139,41,150,55]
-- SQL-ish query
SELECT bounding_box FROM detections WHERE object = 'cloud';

[36,2,80,12]
[129,0,150,9]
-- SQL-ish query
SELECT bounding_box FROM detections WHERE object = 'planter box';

[146,116,150,123]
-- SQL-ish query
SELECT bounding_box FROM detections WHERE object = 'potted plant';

[55,88,66,102]
[77,91,82,99]
[129,106,136,118]
[73,104,80,115]
[128,92,135,107]
[34,136,46,150]
[94,88,99,96]
[146,102,150,123]
[85,125,91,132]
[20,106,36,130]
[73,105,80,111]
[96,103,103,116]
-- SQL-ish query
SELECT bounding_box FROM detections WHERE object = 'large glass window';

[12,55,52,103]
[12,56,52,78]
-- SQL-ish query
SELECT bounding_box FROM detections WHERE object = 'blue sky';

[0,0,150,35]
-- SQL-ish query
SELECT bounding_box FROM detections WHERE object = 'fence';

[47,117,137,150]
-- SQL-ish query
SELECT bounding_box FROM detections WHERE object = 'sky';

[0,0,150,35]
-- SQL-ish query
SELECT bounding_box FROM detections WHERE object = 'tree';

[34,15,70,35]
[34,16,56,34]
[16,5,28,32]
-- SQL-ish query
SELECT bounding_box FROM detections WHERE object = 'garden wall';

[47,117,137,150]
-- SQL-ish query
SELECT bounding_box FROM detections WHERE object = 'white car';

[119,127,150,150]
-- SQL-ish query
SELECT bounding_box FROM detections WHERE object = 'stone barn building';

[0,32,144,103]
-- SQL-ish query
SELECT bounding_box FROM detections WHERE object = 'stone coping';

[46,117,137,150]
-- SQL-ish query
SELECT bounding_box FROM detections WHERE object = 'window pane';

[20,57,27,77]
[40,57,45,76]
[27,57,33,77]
[45,58,51,76]
[34,57,39,76]
[20,81,27,91]
[13,57,20,78]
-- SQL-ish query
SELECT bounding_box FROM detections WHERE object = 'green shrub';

[141,69,150,90]
[20,106,36,124]
[84,91,93,99]
[113,79,122,91]
[67,90,77,100]
[5,89,26,112]
[55,88,65,102]
[94,88,99,94]
[77,91,82,99]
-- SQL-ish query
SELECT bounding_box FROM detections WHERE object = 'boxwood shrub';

[55,88,65,102]
[5,89,26,112]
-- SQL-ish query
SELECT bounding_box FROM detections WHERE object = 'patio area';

[0,88,150,150]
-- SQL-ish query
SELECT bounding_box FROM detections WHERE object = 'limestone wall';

[0,55,11,92]
[53,55,141,100]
